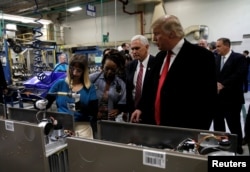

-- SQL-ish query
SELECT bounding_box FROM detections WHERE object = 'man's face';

[198,40,207,48]
[216,40,229,56]
[124,44,130,51]
[131,39,148,61]
[60,56,67,63]
[153,26,170,51]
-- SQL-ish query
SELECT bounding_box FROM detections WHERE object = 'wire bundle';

[32,0,48,82]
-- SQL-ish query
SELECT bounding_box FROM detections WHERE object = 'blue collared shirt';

[89,72,126,111]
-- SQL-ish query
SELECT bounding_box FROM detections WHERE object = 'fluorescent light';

[0,13,52,25]
[67,6,82,12]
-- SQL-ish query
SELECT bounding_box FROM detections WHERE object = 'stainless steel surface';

[0,103,6,119]
[0,119,50,172]
[8,107,74,131]
[97,120,238,153]
[66,121,238,172]
[0,118,69,172]
[48,149,69,172]
[67,137,207,172]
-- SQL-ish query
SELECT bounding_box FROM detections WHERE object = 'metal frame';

[66,121,238,172]
[0,119,50,172]
[0,118,69,172]
[67,137,207,172]
[8,107,74,131]
[97,121,238,153]
[0,103,6,118]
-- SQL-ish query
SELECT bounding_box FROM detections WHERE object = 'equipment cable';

[32,0,48,82]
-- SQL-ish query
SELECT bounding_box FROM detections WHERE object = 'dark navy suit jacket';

[215,51,248,105]
[125,55,155,114]
[138,39,217,130]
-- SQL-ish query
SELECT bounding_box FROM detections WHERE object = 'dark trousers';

[0,91,4,104]
[244,78,248,92]
[244,66,250,92]
[245,106,250,154]
[213,103,243,148]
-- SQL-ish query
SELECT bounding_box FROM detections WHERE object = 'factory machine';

[0,99,238,172]
[20,71,66,100]
[67,120,237,172]
[0,100,74,172]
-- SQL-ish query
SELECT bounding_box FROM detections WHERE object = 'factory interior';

[0,0,250,172]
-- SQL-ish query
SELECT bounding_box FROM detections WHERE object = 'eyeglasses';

[69,66,83,73]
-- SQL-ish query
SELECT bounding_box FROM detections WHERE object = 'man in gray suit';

[131,15,217,131]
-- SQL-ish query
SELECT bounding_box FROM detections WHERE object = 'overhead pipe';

[118,0,144,35]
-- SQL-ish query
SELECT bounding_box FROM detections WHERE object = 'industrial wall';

[62,0,250,55]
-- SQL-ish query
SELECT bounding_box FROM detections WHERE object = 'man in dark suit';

[245,105,250,154]
[126,35,155,118]
[130,15,217,131]
[243,50,250,92]
[0,59,8,104]
[213,38,248,154]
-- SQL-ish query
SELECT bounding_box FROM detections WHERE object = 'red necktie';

[135,62,143,107]
[154,51,172,125]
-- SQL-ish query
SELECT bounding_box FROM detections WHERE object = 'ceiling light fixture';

[66,6,82,12]
[0,13,52,25]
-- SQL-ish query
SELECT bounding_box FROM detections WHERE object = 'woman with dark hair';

[89,50,126,121]
[101,49,126,81]
[45,54,98,139]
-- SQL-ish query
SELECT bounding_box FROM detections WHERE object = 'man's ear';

[169,31,175,38]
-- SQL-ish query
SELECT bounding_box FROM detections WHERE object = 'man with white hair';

[126,35,155,118]
[54,53,68,72]
[198,39,208,49]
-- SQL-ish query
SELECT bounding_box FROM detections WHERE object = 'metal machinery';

[2,41,66,107]
[0,102,238,172]
[1,8,66,106]
[0,106,74,172]
[1,25,57,85]
[71,46,103,73]
[1,29,62,103]
[67,121,237,172]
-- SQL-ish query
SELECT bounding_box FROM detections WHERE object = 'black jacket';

[138,40,217,130]
[125,55,155,114]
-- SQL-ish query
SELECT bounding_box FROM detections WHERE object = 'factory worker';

[44,54,98,139]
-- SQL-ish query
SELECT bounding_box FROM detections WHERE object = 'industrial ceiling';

[0,0,110,18]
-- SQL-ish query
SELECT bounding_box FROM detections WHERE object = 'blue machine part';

[1,39,12,85]
[21,71,66,100]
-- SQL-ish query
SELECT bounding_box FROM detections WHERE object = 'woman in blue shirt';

[89,49,126,121]
[46,54,98,139]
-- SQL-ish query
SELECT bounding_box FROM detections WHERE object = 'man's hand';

[130,109,142,123]
[217,82,224,94]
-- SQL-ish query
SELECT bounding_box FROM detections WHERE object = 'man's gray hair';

[131,35,149,45]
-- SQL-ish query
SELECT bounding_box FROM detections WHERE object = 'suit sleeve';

[0,60,7,89]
